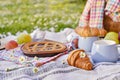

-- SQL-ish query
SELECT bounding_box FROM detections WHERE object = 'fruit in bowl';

[5,40,18,50]
[17,33,32,44]
[104,32,119,44]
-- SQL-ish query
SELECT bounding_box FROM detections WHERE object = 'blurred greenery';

[0,0,86,35]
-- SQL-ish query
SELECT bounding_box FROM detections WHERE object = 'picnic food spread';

[75,26,107,37]
[21,41,67,57]
[0,28,120,71]
[0,0,120,79]
[67,49,93,70]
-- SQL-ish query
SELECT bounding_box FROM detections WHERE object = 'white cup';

[78,36,99,52]
[71,36,98,52]
[91,40,119,63]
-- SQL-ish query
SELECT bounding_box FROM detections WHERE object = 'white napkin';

[30,28,77,43]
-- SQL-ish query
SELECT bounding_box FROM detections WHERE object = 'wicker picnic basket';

[103,0,120,32]
[103,15,120,33]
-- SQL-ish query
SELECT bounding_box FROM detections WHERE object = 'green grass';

[0,0,86,35]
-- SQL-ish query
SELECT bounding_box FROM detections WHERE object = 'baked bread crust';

[21,41,67,57]
[75,26,107,37]
[67,49,93,70]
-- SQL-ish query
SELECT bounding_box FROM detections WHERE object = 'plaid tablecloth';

[1,57,120,80]
[1,28,120,80]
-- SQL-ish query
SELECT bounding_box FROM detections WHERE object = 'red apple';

[5,40,18,50]
[72,38,78,49]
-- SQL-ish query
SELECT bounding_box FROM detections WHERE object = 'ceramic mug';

[91,40,119,63]
[72,36,99,52]
[78,36,99,52]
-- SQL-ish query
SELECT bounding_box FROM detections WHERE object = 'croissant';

[67,49,93,70]
[75,26,107,37]
[99,28,107,37]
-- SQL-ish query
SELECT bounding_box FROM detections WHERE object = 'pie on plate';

[21,41,67,57]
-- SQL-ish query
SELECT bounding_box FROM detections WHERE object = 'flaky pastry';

[75,26,107,37]
[67,49,93,70]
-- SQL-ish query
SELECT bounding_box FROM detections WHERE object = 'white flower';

[5,68,10,72]
[34,56,38,60]
[19,56,26,63]
[10,54,14,58]
[79,52,86,58]
[9,54,15,61]
[62,59,67,64]
[33,67,39,73]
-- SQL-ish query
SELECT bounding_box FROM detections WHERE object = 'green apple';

[17,33,32,44]
[104,32,119,44]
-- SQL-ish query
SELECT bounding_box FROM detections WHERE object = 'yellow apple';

[104,32,119,44]
[17,33,32,44]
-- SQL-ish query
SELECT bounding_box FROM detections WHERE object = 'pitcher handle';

[116,44,120,55]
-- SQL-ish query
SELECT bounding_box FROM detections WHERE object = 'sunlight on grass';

[0,0,86,34]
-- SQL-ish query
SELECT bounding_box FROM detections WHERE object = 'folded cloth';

[105,0,120,22]
[30,28,74,43]
[79,0,120,28]
[105,0,119,14]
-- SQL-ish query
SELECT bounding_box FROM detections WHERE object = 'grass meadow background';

[0,0,86,35]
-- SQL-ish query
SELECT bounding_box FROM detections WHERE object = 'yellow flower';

[79,52,86,58]
[33,67,39,73]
